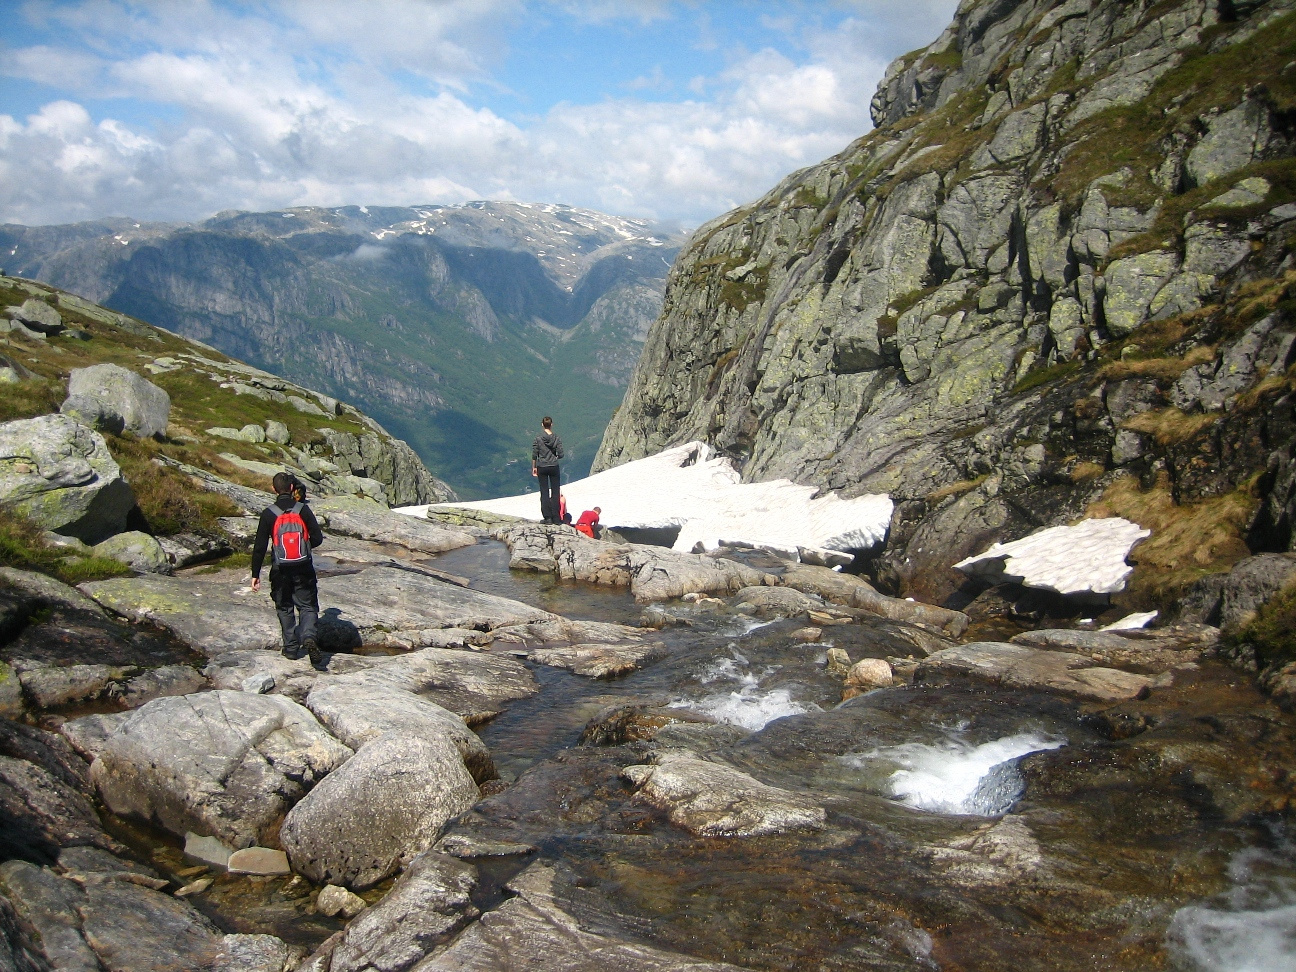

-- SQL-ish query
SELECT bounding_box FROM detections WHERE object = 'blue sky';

[0,1,959,227]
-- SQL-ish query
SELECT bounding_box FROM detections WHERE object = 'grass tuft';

[1084,471,1253,601]
[0,507,132,584]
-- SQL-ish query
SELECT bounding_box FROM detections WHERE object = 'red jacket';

[575,510,599,537]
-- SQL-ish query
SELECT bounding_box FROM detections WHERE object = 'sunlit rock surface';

[407,442,893,563]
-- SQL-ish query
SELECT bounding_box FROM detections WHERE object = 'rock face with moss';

[597,0,1296,607]
[0,414,134,543]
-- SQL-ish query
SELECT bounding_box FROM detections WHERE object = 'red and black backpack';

[270,502,312,565]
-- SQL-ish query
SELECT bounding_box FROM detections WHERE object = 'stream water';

[57,539,1296,970]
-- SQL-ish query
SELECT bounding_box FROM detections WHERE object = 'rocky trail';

[3,521,1295,972]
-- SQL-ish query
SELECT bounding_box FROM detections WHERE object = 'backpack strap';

[291,503,304,515]
[269,504,284,517]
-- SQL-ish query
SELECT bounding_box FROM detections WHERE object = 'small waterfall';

[844,730,1066,816]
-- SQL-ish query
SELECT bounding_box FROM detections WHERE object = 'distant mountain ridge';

[1,202,685,497]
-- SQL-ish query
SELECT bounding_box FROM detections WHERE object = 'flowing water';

[72,539,1296,969]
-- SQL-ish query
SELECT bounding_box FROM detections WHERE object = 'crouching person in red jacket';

[574,507,601,539]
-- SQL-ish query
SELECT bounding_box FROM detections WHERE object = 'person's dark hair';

[272,471,295,495]
[542,416,552,430]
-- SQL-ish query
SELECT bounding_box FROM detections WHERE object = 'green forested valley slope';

[2,203,683,497]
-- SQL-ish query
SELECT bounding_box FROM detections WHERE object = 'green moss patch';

[0,507,132,584]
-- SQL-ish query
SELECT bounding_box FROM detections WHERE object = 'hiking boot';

[304,638,323,669]
[281,644,301,660]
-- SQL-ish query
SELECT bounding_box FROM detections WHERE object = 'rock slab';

[918,642,1153,703]
[621,752,825,837]
[90,690,353,848]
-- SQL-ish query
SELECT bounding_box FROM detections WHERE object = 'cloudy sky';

[0,0,958,228]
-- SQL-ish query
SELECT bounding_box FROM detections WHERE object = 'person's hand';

[531,467,537,477]
[250,576,260,592]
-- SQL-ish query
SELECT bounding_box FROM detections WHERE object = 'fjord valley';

[3,1,1296,971]
[1,202,684,498]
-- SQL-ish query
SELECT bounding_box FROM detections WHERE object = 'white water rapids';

[843,729,1067,816]
[1166,831,1296,972]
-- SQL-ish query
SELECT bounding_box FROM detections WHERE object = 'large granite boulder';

[280,733,478,889]
[81,564,556,656]
[306,680,496,782]
[0,414,134,543]
[8,298,63,335]
[62,363,171,439]
[301,851,478,972]
[313,496,474,553]
[89,691,353,848]
[621,752,825,837]
[497,524,776,603]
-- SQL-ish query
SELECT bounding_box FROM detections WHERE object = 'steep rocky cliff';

[597,0,1296,610]
[3,203,683,496]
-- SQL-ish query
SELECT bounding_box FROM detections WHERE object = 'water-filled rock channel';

[13,538,1296,971]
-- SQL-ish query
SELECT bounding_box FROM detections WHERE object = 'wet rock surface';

[3,536,1296,971]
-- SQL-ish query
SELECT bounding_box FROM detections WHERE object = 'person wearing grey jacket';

[531,416,564,524]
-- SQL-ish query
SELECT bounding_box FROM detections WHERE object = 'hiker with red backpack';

[250,472,325,667]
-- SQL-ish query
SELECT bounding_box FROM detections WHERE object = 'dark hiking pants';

[270,566,319,649]
[537,465,561,523]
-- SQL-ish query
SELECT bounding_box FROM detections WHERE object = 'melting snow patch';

[847,731,1066,816]
[407,441,892,564]
[1101,610,1158,631]
[1167,834,1296,972]
[954,518,1150,597]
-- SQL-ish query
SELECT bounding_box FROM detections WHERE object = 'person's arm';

[249,509,272,588]
[531,437,538,476]
[556,436,564,460]
[302,505,325,548]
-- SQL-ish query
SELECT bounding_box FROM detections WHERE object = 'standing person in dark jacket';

[250,472,326,667]
[531,416,564,524]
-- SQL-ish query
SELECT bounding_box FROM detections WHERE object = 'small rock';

[92,531,171,573]
[791,627,823,643]
[316,884,367,918]
[242,673,275,694]
[825,647,852,677]
[844,658,894,692]
[265,420,290,445]
[239,423,266,444]
[175,877,213,897]
[227,847,291,875]
[185,833,234,869]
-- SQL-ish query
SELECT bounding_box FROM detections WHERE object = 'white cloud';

[0,0,958,227]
